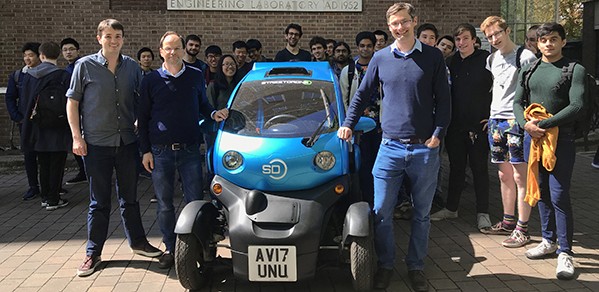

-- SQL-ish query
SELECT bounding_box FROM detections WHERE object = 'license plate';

[248,245,297,282]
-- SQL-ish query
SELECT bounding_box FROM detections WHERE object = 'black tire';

[175,234,208,290]
[350,233,374,291]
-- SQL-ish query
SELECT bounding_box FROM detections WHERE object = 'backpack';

[521,59,599,139]
[488,45,525,69]
[30,70,70,129]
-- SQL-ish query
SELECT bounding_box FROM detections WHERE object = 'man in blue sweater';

[138,31,228,269]
[338,3,451,291]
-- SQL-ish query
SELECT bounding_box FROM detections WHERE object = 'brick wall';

[0,0,500,148]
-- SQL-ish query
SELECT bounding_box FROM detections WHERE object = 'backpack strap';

[552,61,576,92]
[521,58,543,106]
[515,46,525,69]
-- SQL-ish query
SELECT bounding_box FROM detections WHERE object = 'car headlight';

[223,150,243,170]
[314,151,335,171]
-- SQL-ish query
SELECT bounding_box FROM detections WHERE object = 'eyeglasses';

[485,30,505,41]
[161,47,182,53]
[222,62,236,68]
[206,54,221,59]
[388,19,413,28]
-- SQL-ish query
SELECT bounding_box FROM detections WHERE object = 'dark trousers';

[445,131,490,213]
[74,153,86,176]
[83,142,147,256]
[24,150,39,188]
[38,151,67,204]
[358,129,382,206]
[524,132,575,255]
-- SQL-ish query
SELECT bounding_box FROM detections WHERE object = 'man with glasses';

[204,45,222,85]
[138,31,229,269]
[480,16,537,248]
[338,3,450,290]
[330,41,351,78]
[274,23,311,62]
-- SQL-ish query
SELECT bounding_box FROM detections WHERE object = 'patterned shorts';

[487,118,525,164]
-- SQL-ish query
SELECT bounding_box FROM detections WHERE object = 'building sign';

[167,0,362,12]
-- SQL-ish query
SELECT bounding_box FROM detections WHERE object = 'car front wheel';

[349,232,375,291]
[175,234,209,290]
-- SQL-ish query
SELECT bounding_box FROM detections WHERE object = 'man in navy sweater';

[138,31,228,269]
[338,2,450,291]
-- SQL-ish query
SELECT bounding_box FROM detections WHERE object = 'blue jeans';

[372,138,439,270]
[524,131,575,255]
[151,144,203,253]
[84,142,147,257]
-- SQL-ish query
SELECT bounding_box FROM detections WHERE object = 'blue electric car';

[174,62,376,291]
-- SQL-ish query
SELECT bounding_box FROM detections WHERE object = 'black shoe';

[408,270,429,292]
[46,199,69,211]
[23,187,40,201]
[59,188,68,195]
[158,252,174,269]
[66,174,87,185]
[131,241,163,258]
[373,267,393,289]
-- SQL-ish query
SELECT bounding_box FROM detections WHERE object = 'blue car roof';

[247,62,336,82]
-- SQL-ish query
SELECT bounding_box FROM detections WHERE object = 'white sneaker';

[477,213,492,231]
[525,238,558,259]
[556,253,575,280]
[430,208,458,221]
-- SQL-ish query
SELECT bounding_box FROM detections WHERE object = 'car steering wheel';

[264,114,298,128]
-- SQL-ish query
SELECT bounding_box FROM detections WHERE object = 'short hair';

[39,41,61,60]
[60,37,80,50]
[333,41,351,53]
[205,45,222,57]
[480,16,508,33]
[326,39,337,46]
[417,23,439,39]
[309,36,327,49]
[185,34,201,45]
[355,31,376,46]
[22,42,41,55]
[97,19,124,37]
[373,30,388,42]
[528,24,540,32]
[285,23,303,36]
[386,2,416,22]
[246,39,262,50]
[137,47,154,61]
[537,22,566,40]
[159,31,185,48]
[232,40,248,51]
[453,23,477,39]
[436,35,455,47]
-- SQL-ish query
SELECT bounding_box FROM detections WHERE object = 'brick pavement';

[0,152,598,292]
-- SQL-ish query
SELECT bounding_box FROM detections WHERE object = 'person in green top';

[513,22,585,281]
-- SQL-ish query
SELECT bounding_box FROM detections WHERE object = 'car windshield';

[223,79,339,138]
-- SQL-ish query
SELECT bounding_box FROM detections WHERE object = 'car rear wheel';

[175,234,209,290]
[349,232,374,291]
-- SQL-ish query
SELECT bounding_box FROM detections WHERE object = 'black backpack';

[30,70,70,129]
[521,59,599,139]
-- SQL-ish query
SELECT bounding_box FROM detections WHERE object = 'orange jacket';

[523,103,559,207]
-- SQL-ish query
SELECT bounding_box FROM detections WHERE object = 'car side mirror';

[354,116,376,133]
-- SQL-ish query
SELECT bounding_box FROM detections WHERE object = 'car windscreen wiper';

[302,89,335,147]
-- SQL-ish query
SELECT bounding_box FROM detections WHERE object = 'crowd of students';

[4,1,587,290]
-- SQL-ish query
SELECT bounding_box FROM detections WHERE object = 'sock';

[502,214,516,229]
[515,220,528,233]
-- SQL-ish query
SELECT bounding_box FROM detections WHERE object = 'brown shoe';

[77,255,101,277]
